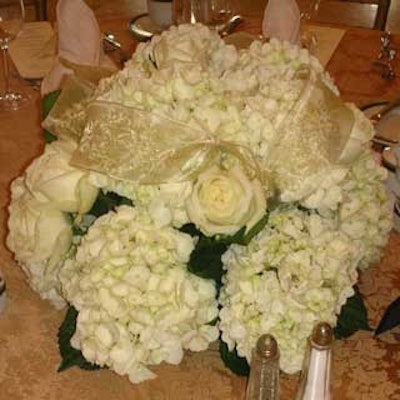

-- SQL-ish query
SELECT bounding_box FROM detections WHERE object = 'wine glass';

[173,0,237,33]
[298,0,321,53]
[298,0,320,21]
[0,0,30,111]
[205,0,237,31]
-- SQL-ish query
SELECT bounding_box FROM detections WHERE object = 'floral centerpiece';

[6,24,392,383]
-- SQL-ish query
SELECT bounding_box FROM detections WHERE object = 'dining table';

[0,1,400,399]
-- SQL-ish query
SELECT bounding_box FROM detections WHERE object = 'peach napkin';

[262,0,301,45]
[41,0,114,96]
[9,21,56,80]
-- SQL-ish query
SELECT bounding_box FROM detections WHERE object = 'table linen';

[0,4,400,399]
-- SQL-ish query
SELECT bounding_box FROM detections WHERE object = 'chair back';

[372,0,391,30]
[342,0,391,29]
[302,0,391,30]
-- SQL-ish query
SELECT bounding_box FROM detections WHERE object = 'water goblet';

[298,0,321,53]
[0,0,30,111]
[173,0,237,33]
[147,0,173,29]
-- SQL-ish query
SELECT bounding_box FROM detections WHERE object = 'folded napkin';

[41,0,115,96]
[9,21,56,80]
[262,0,301,45]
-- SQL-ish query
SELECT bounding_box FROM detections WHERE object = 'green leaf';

[89,190,133,218]
[207,316,219,326]
[179,223,201,237]
[58,306,101,372]
[43,130,58,144]
[219,341,249,376]
[181,215,268,284]
[224,213,269,246]
[42,90,61,144]
[334,285,372,339]
[42,90,61,118]
[188,235,228,283]
[375,296,400,335]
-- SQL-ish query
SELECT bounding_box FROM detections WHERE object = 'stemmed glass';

[298,0,320,21]
[0,0,30,111]
[205,0,237,31]
[298,0,321,53]
[173,0,237,32]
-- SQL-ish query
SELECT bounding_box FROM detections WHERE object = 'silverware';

[373,58,396,80]
[103,32,122,51]
[103,32,129,65]
[219,15,243,36]
[365,99,400,148]
[369,97,400,127]
[373,31,397,80]
[372,134,398,148]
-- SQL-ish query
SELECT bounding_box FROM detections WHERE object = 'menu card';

[9,21,56,80]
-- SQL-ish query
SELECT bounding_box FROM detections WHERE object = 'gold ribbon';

[44,63,355,193]
[42,64,116,143]
[266,67,355,197]
[70,101,265,185]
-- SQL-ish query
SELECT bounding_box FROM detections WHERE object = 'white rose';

[186,164,267,236]
[6,177,72,307]
[7,177,72,267]
[25,139,98,214]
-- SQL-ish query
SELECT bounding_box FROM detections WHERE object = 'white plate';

[129,13,165,41]
[362,102,400,146]
[382,147,398,171]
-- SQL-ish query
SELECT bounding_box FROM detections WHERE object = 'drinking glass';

[173,0,236,31]
[0,0,29,111]
[298,0,320,21]
[147,0,173,29]
[298,0,321,53]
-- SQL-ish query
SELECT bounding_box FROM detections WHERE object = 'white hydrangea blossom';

[59,206,219,383]
[88,172,138,202]
[338,151,392,269]
[89,172,191,228]
[7,24,393,382]
[219,149,392,374]
[81,27,391,376]
[93,27,342,197]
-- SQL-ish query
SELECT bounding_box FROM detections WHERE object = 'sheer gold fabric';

[45,66,354,198]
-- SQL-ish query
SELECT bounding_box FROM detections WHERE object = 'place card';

[9,21,56,80]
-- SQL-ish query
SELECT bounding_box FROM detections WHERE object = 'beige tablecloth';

[1,6,400,398]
